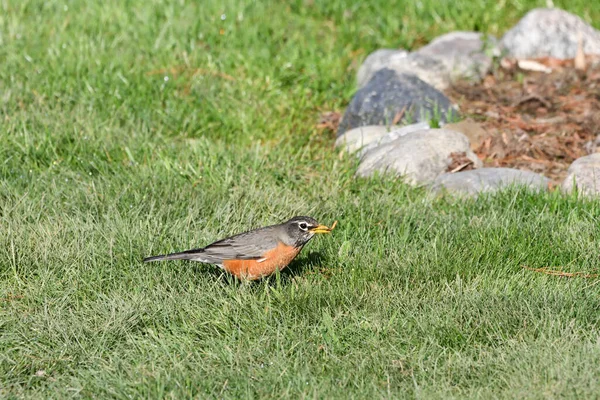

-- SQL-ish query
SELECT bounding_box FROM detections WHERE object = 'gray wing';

[202,227,280,262]
[143,225,281,264]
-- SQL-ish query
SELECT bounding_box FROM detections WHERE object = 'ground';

[2,1,600,398]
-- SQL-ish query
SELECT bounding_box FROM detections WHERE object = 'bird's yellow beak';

[310,225,331,234]
[309,221,337,234]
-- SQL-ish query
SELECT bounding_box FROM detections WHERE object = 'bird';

[143,216,335,280]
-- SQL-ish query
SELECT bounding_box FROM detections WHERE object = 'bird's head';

[283,216,334,247]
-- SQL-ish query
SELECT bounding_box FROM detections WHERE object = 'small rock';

[335,125,390,154]
[338,69,457,136]
[501,8,600,59]
[357,122,431,156]
[416,31,496,82]
[584,135,600,154]
[357,50,447,90]
[443,120,488,151]
[356,49,409,89]
[335,122,430,154]
[561,153,600,196]
[373,53,450,91]
[432,168,550,197]
[357,31,495,90]
[356,129,482,185]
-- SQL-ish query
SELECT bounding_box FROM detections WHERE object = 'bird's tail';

[143,248,205,262]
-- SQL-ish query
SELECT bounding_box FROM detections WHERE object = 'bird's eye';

[299,222,308,230]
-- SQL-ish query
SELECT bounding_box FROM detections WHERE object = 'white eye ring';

[299,222,308,230]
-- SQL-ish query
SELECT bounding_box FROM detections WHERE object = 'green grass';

[2,0,600,398]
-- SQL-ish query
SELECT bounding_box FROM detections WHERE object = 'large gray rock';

[561,153,600,196]
[432,168,550,197]
[338,69,457,136]
[356,129,482,185]
[335,122,430,154]
[501,8,600,59]
[357,31,495,90]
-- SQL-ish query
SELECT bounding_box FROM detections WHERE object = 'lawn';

[2,0,600,398]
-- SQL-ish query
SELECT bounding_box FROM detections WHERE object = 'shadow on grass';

[237,251,328,285]
[149,251,328,286]
[277,251,327,283]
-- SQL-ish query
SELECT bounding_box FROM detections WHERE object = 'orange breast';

[222,242,302,280]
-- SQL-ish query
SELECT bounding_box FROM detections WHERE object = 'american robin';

[143,216,335,280]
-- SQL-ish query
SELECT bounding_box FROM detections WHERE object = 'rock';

[356,122,431,156]
[416,31,496,82]
[432,168,550,197]
[561,153,600,196]
[356,49,409,89]
[357,31,495,90]
[335,122,430,154]
[338,69,457,136]
[335,126,390,154]
[356,129,482,185]
[501,8,600,59]
[584,135,600,154]
[443,120,488,151]
[357,52,449,91]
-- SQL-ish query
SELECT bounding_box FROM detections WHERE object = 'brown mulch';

[446,57,600,184]
[447,152,477,173]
